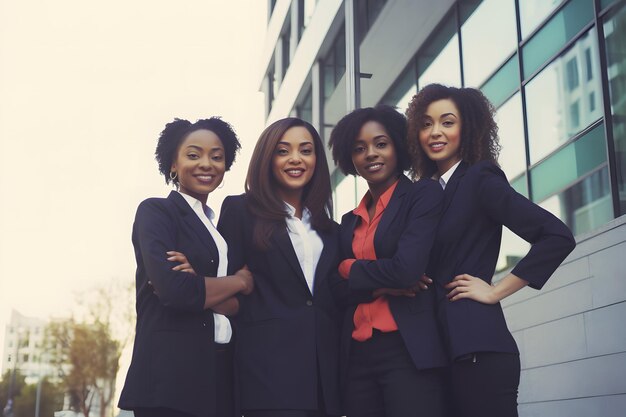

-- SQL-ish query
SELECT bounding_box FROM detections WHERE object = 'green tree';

[44,279,133,417]
[0,370,25,415]
[13,377,64,417]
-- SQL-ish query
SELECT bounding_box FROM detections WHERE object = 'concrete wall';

[501,215,626,416]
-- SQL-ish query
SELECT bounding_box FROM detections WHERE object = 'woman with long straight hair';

[218,117,342,417]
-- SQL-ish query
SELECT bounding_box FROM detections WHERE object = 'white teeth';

[197,175,213,180]
[286,169,303,175]
[430,143,445,150]
[367,163,383,171]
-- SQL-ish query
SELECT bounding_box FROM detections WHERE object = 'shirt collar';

[284,201,312,223]
[353,178,400,219]
[177,191,215,220]
[438,160,462,189]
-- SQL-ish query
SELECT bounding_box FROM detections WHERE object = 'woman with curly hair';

[217,118,342,417]
[119,117,253,417]
[406,83,576,417]
[328,105,447,417]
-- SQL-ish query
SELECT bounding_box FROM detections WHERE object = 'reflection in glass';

[519,0,562,39]
[481,54,520,108]
[496,93,526,180]
[521,0,594,79]
[461,0,517,87]
[604,4,626,214]
[539,167,612,235]
[381,62,417,113]
[530,123,607,202]
[525,28,602,164]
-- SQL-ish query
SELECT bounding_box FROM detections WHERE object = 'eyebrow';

[184,144,224,151]
[277,141,313,146]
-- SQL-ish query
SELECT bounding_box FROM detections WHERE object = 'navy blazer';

[217,194,342,415]
[119,191,228,417]
[334,176,448,377]
[427,161,576,360]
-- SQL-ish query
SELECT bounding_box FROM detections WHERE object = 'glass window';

[296,88,313,124]
[496,93,527,180]
[417,15,461,88]
[334,174,357,218]
[323,27,346,99]
[519,0,563,39]
[603,3,626,214]
[525,28,603,164]
[497,226,531,272]
[522,0,594,79]
[461,0,517,87]
[602,0,620,9]
[539,167,612,235]
[530,123,607,202]
[511,175,529,197]
[380,61,417,112]
[298,0,317,39]
[481,53,520,108]
[357,0,387,43]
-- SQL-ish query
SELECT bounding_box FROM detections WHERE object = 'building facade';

[260,0,626,415]
[1,310,54,384]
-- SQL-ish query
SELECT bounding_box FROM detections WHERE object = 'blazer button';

[210,260,214,263]
[202,322,207,327]
[306,300,313,306]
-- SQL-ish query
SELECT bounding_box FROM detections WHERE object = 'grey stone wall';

[502,215,626,416]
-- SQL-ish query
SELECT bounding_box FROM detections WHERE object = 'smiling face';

[171,129,225,204]
[418,98,462,175]
[352,120,398,194]
[271,126,316,204]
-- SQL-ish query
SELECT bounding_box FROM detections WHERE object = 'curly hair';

[328,104,411,176]
[246,117,333,250]
[155,117,241,185]
[406,83,500,178]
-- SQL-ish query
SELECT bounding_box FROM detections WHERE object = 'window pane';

[525,28,603,164]
[417,15,461,88]
[522,0,594,79]
[381,61,417,112]
[481,53,520,108]
[530,123,608,202]
[602,0,620,9]
[334,174,357,217]
[461,0,517,87]
[603,3,626,214]
[539,166,612,235]
[496,93,527,179]
[519,0,562,39]
[497,226,531,272]
[511,174,529,197]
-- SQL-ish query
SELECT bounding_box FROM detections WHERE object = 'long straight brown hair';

[245,117,333,250]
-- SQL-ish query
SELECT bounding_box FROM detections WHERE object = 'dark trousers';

[134,342,235,417]
[344,330,446,417]
[450,351,520,417]
[243,410,335,417]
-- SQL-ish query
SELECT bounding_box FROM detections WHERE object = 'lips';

[365,163,384,172]
[285,168,305,177]
[194,174,215,183]
[428,142,446,152]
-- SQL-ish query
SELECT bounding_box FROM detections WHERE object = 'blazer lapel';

[441,161,468,214]
[375,175,411,246]
[313,228,336,293]
[168,191,220,262]
[273,226,309,291]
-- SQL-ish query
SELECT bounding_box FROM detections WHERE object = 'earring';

[218,179,225,189]
[169,171,178,181]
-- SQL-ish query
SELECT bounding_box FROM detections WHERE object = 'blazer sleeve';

[477,162,576,289]
[134,199,206,312]
[348,180,444,291]
[217,195,247,274]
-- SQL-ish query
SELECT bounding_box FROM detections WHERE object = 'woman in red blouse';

[329,105,447,417]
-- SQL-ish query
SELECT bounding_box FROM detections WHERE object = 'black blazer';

[427,161,576,360]
[334,176,448,376]
[119,191,227,417]
[217,194,342,414]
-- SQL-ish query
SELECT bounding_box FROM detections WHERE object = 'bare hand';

[167,251,197,275]
[444,273,497,304]
[236,265,254,295]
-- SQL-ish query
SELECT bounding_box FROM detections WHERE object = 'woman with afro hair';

[406,84,576,417]
[119,117,253,417]
[328,105,448,417]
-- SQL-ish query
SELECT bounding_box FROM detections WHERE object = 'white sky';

[0,0,267,358]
